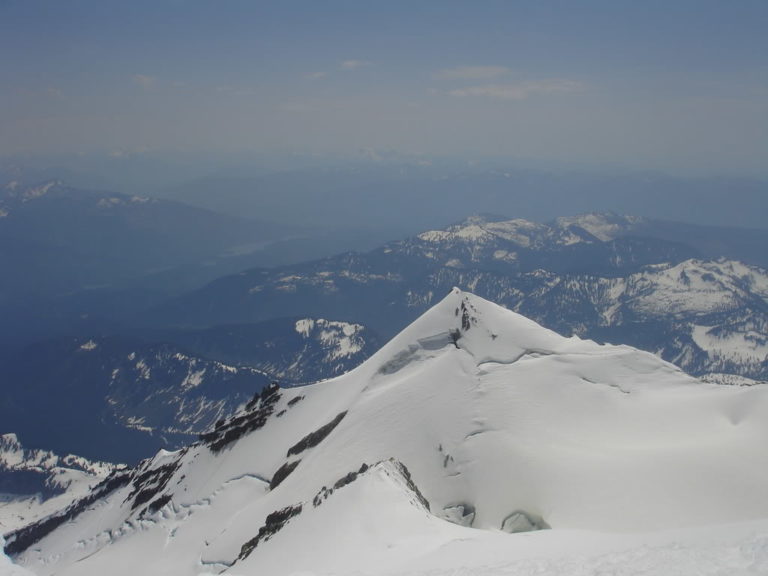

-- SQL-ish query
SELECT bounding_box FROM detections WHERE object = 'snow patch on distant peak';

[294,318,316,337]
[78,340,98,351]
[295,318,366,361]
[0,434,120,478]
[20,181,61,201]
[628,258,768,317]
[692,325,768,364]
[555,213,642,242]
[418,224,492,244]
[0,434,23,464]
[1,433,19,445]
[417,216,549,248]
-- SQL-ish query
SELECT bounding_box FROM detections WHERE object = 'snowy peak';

[293,318,367,363]
[373,288,574,372]
[7,291,768,576]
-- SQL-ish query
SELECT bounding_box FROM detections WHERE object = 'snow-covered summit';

[372,287,590,369]
[6,290,768,576]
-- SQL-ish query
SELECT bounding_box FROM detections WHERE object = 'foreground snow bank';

[217,519,768,576]
[0,539,34,576]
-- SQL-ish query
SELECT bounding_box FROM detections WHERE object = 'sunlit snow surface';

[7,289,768,576]
[0,540,35,576]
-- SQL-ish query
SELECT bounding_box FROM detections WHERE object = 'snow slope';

[0,538,35,576]
[6,289,768,576]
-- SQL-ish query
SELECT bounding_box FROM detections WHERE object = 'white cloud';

[448,79,584,100]
[434,65,511,80]
[340,59,371,71]
[132,74,154,89]
[306,71,327,79]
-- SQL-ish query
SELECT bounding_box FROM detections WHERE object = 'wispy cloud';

[340,59,371,71]
[448,79,584,100]
[132,74,154,89]
[434,65,511,80]
[306,71,327,80]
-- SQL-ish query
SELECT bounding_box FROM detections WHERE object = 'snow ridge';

[6,289,768,576]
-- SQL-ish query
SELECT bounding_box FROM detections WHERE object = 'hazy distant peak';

[1,179,64,201]
[418,213,613,249]
[554,212,645,242]
[416,212,654,251]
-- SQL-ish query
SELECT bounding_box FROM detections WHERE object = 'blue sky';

[2,0,767,177]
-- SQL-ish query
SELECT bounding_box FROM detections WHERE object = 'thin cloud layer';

[341,60,371,70]
[449,79,584,100]
[132,74,154,89]
[434,65,511,80]
[1,1,765,178]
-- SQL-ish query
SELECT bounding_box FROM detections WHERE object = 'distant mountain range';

[0,179,304,353]
[2,204,766,469]
[0,180,287,298]
[0,318,380,464]
[152,214,768,382]
[0,179,415,353]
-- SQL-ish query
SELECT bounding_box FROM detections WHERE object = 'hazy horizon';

[2,1,767,180]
